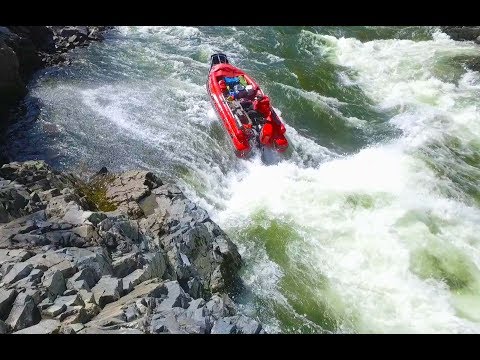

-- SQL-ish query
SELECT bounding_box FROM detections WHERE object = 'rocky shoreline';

[0,26,112,142]
[441,26,480,44]
[0,160,264,334]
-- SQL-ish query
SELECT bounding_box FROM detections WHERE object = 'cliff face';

[0,160,263,334]
[0,26,111,137]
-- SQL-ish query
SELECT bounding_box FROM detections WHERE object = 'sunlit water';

[5,26,480,333]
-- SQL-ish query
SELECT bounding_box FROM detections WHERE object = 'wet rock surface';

[0,26,113,155]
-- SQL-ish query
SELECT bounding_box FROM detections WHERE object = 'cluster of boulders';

[0,26,112,134]
[43,26,111,66]
[0,160,264,334]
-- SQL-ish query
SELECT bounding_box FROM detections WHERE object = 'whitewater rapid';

[6,26,480,333]
[215,29,480,333]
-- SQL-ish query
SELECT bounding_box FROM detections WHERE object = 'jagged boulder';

[104,170,162,219]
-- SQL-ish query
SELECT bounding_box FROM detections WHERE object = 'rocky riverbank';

[0,160,264,334]
[0,26,111,139]
[441,26,480,44]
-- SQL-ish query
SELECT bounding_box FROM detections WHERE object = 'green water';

[6,26,480,333]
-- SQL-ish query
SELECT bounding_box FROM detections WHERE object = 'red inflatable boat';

[207,53,288,157]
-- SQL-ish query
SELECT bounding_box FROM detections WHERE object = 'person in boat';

[239,87,260,109]
[253,94,271,118]
[240,92,270,126]
[218,79,228,95]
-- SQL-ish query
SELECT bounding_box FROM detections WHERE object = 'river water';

[5,26,480,333]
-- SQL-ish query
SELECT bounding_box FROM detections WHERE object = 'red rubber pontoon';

[206,53,288,158]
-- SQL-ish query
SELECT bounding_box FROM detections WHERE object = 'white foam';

[212,30,480,333]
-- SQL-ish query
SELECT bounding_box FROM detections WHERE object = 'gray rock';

[0,319,6,334]
[0,180,30,223]
[68,279,90,292]
[187,277,204,299]
[1,262,14,277]
[5,249,34,262]
[185,299,210,334]
[2,262,33,285]
[106,219,142,242]
[23,288,45,305]
[11,233,48,246]
[55,294,84,307]
[122,268,147,288]
[13,319,61,334]
[137,193,160,216]
[78,289,95,305]
[70,224,97,240]
[441,26,480,42]
[124,304,138,322]
[43,303,66,317]
[149,306,209,334]
[38,188,61,201]
[135,299,147,315]
[0,288,17,320]
[122,278,134,295]
[155,281,189,311]
[150,310,188,334]
[0,249,10,263]
[86,212,107,226]
[63,289,77,296]
[30,191,41,203]
[83,302,101,321]
[43,230,87,248]
[78,327,144,334]
[205,294,235,320]
[69,247,112,280]
[28,268,44,281]
[210,318,236,334]
[6,292,41,331]
[43,270,66,298]
[86,280,164,328]
[0,211,46,246]
[91,275,122,308]
[50,200,91,225]
[187,298,205,311]
[112,252,138,278]
[62,323,84,333]
[105,170,162,205]
[209,265,225,293]
[233,315,263,334]
[38,297,54,310]
[67,267,98,289]
[50,260,76,278]
[58,305,88,323]
[25,251,67,271]
[143,252,166,280]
